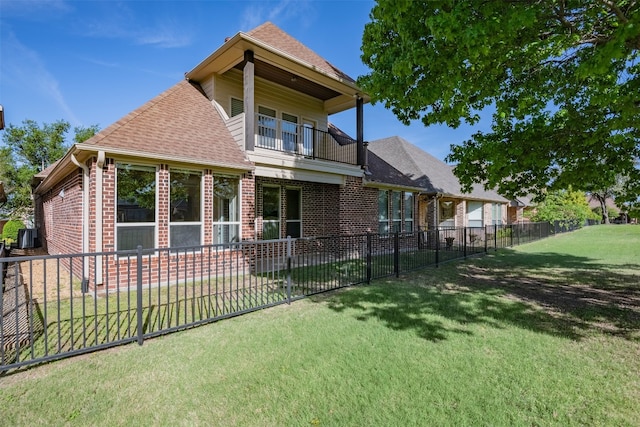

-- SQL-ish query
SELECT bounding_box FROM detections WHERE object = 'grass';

[1,225,639,426]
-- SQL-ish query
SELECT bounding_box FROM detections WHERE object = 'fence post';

[366,233,372,284]
[463,227,467,258]
[494,224,498,251]
[136,245,144,346]
[286,236,292,304]
[510,225,514,247]
[394,231,400,277]
[435,228,440,267]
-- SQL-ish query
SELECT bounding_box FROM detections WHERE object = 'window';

[467,201,483,228]
[285,188,301,238]
[302,121,314,156]
[439,200,455,228]
[392,191,402,232]
[230,98,244,117]
[378,190,389,234]
[257,106,276,149]
[282,113,298,152]
[213,176,240,244]
[116,164,156,251]
[262,186,280,239]
[404,192,414,232]
[170,169,202,247]
[492,203,502,225]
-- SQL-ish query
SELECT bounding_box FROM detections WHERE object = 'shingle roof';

[368,136,508,202]
[81,80,251,170]
[246,22,355,83]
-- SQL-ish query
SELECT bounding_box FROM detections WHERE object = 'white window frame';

[378,190,389,234]
[281,112,298,153]
[169,168,203,248]
[257,105,277,149]
[404,192,414,232]
[212,175,242,244]
[467,201,484,228]
[262,185,281,240]
[285,187,302,238]
[115,163,158,251]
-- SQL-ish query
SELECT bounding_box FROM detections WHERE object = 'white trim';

[168,168,204,247]
[253,164,347,185]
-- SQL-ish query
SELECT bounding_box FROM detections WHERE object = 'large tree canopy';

[0,119,98,220]
[359,0,640,204]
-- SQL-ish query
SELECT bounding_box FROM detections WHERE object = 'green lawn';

[1,225,638,426]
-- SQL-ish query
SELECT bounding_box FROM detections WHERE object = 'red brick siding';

[254,177,340,239]
[339,176,378,235]
[37,169,84,255]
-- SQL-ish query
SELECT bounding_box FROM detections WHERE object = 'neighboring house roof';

[246,22,355,84]
[368,136,508,202]
[510,194,534,207]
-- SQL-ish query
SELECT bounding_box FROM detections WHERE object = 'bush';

[2,219,25,243]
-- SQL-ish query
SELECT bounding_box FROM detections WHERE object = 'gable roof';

[79,80,250,168]
[367,136,508,202]
[186,22,366,114]
[246,22,355,83]
[35,80,251,194]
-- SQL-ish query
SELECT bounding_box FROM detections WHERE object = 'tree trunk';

[595,194,610,224]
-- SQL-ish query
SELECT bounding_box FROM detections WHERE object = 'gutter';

[70,154,90,288]
[95,151,105,285]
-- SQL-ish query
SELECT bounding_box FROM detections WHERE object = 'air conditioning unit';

[17,228,39,249]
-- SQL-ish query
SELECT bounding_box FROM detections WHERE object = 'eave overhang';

[185,32,370,114]
[33,144,254,195]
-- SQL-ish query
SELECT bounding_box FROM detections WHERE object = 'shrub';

[2,219,25,243]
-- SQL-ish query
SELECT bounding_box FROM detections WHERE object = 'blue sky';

[1,0,492,161]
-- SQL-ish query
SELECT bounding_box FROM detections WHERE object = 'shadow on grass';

[316,250,640,342]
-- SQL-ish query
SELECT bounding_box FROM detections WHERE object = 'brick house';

[32,22,421,288]
[367,136,509,230]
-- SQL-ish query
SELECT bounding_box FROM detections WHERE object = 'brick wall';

[36,168,84,255]
[254,176,340,239]
[338,176,378,235]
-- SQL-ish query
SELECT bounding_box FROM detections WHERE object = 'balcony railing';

[255,113,358,165]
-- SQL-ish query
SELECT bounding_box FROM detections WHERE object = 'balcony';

[254,113,358,165]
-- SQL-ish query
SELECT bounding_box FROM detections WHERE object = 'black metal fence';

[0,222,574,372]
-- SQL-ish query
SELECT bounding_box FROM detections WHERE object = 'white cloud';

[81,3,192,48]
[0,0,72,19]
[0,31,81,125]
[239,0,314,31]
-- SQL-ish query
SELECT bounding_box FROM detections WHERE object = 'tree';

[0,119,98,220]
[359,0,640,201]
[531,188,598,225]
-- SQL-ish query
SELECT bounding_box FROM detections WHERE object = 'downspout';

[70,154,90,289]
[95,151,105,285]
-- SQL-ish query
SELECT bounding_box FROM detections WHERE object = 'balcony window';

[257,106,276,149]
[170,169,202,247]
[282,113,298,152]
[116,163,156,251]
[230,98,244,117]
